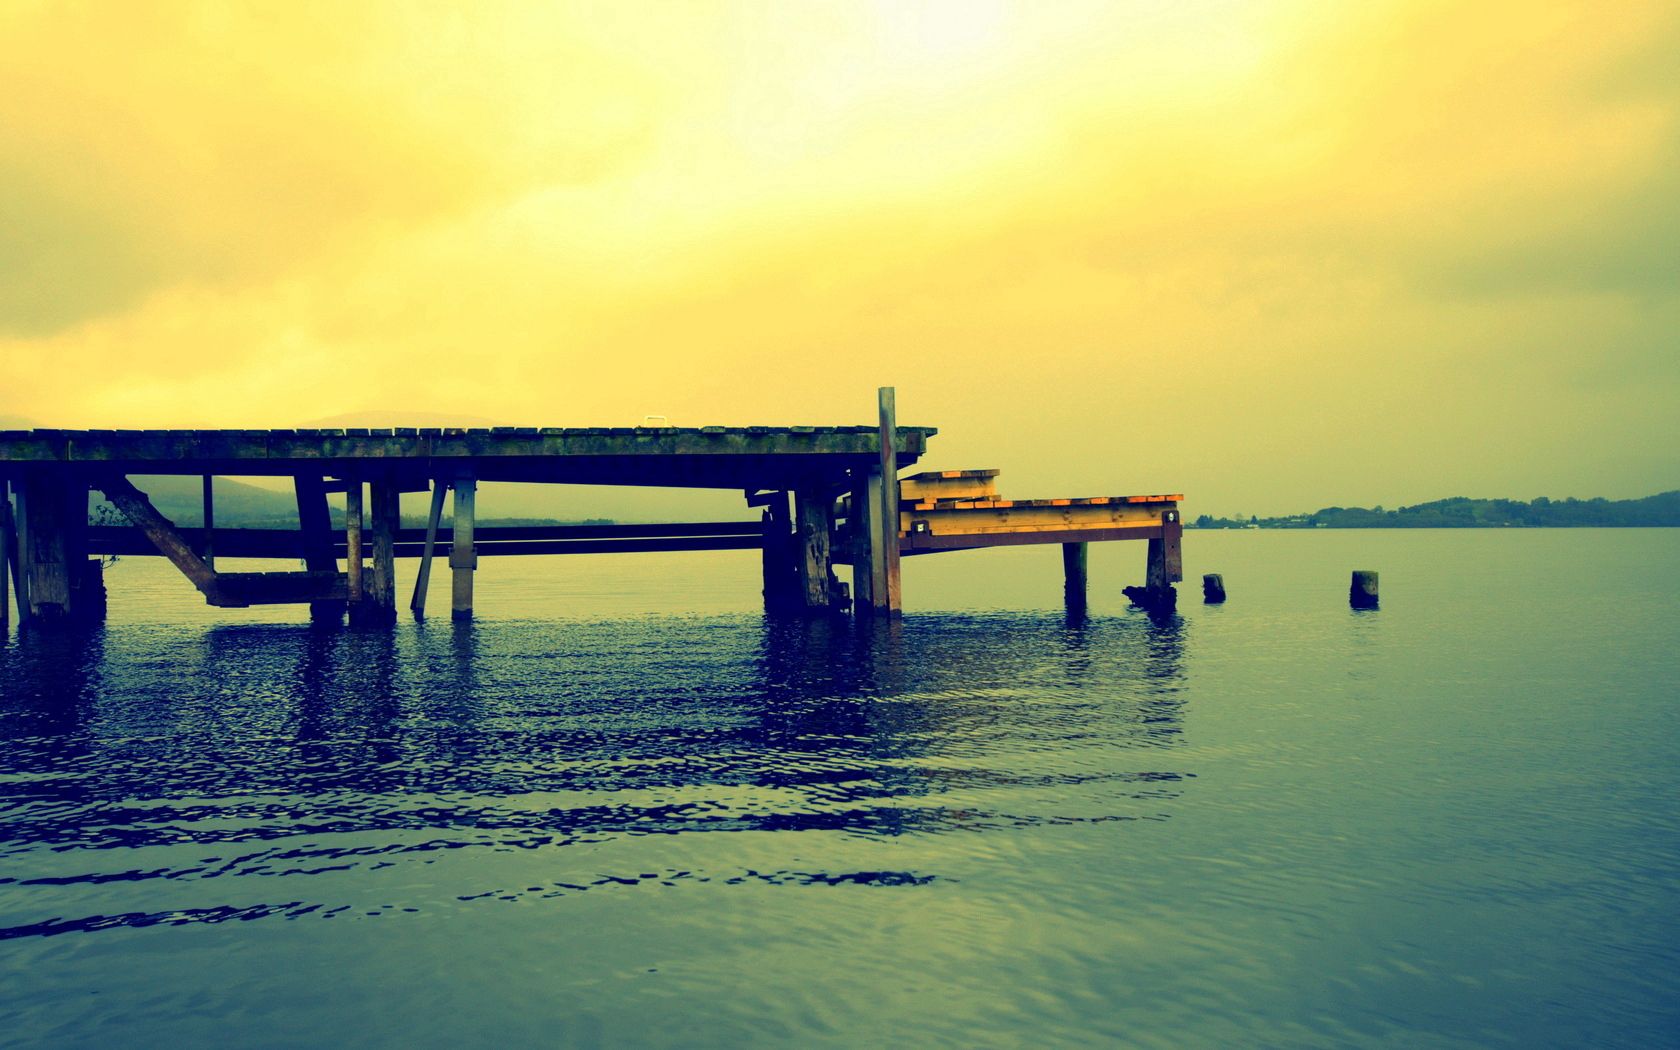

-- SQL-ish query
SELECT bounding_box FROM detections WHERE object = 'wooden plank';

[877,387,901,615]
[897,524,1164,553]
[92,474,220,602]
[903,500,1172,535]
[410,481,447,616]
[212,571,349,607]
[450,477,476,620]
[900,470,999,503]
[794,485,834,610]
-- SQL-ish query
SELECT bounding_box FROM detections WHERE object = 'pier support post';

[17,469,96,625]
[352,478,399,626]
[1,479,9,631]
[849,474,875,610]
[1062,541,1088,611]
[200,474,215,569]
[760,492,800,614]
[794,484,835,613]
[1127,510,1183,612]
[294,474,345,623]
[410,480,447,617]
[345,479,365,612]
[871,386,902,617]
[450,477,477,621]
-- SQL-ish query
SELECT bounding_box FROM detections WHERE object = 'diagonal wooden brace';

[93,474,223,602]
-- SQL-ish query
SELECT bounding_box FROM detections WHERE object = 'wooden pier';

[0,390,1182,629]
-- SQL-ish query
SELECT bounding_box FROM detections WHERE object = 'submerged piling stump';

[1350,570,1379,609]
[1203,573,1226,603]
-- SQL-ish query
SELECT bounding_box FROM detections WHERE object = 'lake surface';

[3,530,1677,1048]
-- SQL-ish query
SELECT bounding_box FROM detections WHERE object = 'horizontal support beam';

[87,523,765,559]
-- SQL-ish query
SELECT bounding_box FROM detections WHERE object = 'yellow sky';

[2,0,1676,512]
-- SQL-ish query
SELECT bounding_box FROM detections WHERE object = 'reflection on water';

[0,611,1189,939]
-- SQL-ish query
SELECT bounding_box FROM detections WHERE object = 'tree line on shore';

[1192,491,1680,529]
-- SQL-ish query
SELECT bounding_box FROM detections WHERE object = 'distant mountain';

[1192,491,1680,529]
[0,414,39,429]
[92,476,305,528]
[302,411,507,428]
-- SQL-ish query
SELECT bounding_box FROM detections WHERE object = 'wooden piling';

[849,474,875,610]
[874,387,902,616]
[760,493,801,613]
[359,478,399,624]
[450,477,477,621]
[410,480,447,616]
[1,478,9,630]
[1350,570,1379,609]
[345,480,364,605]
[293,474,344,622]
[19,470,92,624]
[1203,573,1226,603]
[1062,541,1088,609]
[794,484,835,612]
[201,474,215,569]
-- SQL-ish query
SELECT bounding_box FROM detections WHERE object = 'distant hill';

[1192,491,1680,529]
[301,411,507,428]
[92,476,304,528]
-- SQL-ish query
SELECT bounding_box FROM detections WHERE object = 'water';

[2,530,1677,1048]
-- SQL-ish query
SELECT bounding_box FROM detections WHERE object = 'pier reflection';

[0,611,1191,923]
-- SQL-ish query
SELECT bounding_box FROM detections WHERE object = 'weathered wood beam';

[848,473,874,610]
[450,477,476,621]
[410,480,447,617]
[794,485,835,611]
[294,474,344,622]
[93,473,220,606]
[0,478,9,629]
[345,480,364,604]
[760,492,800,613]
[201,474,215,568]
[355,478,399,625]
[875,387,902,615]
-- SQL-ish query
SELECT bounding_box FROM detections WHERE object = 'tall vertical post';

[875,386,902,616]
[760,493,798,614]
[0,478,9,631]
[410,480,447,617]
[849,473,874,610]
[1141,509,1182,611]
[294,474,344,623]
[200,474,215,569]
[359,478,399,625]
[11,479,29,619]
[345,479,364,606]
[1062,541,1088,610]
[794,484,834,612]
[450,476,477,621]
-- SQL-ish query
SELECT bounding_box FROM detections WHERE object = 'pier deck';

[0,391,1181,627]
